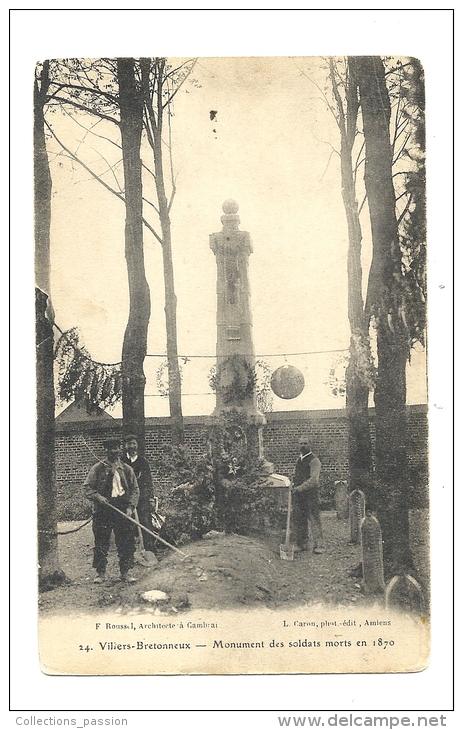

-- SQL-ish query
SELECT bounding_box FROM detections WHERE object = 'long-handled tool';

[103,500,189,558]
[280,485,295,561]
[133,509,158,567]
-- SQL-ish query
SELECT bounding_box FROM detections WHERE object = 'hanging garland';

[325,332,376,398]
[255,358,274,413]
[209,354,257,405]
[155,358,184,398]
[325,354,348,398]
[54,327,122,410]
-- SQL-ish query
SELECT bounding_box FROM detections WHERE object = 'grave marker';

[361,512,386,594]
[349,489,365,544]
[335,480,349,520]
[385,573,425,614]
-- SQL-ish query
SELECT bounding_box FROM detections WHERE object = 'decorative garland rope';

[53,322,348,364]
[79,435,114,466]
[41,436,105,537]
[54,323,123,367]
[53,322,350,407]
[39,517,93,536]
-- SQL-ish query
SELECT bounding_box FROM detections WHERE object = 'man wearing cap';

[121,435,157,557]
[292,436,325,555]
[84,438,140,583]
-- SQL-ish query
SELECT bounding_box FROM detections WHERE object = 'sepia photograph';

[34,53,431,676]
[9,7,454,717]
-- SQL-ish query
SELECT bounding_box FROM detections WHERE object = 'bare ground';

[38,510,430,617]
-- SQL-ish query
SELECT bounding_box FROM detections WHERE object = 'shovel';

[280,485,295,561]
[103,500,189,558]
[134,509,158,567]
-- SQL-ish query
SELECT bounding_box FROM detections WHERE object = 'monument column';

[209,199,264,425]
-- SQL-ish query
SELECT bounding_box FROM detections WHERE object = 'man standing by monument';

[292,436,325,555]
[84,438,139,583]
[122,434,158,556]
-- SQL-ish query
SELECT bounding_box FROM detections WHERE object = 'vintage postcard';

[34,54,431,677]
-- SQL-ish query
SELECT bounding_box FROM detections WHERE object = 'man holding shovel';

[121,434,158,560]
[84,438,139,583]
[292,437,325,555]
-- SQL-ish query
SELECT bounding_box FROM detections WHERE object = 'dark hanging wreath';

[54,327,122,411]
[209,354,257,405]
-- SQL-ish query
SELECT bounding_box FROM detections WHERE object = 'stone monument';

[209,199,264,424]
[209,200,275,474]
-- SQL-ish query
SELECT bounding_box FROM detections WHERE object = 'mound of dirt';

[38,511,429,616]
[138,533,294,610]
[38,514,361,615]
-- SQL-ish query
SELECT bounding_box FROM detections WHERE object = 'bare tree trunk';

[34,62,67,589]
[153,117,184,447]
[331,58,373,497]
[118,58,150,454]
[355,56,413,575]
[34,62,52,299]
[36,290,66,589]
[141,58,184,447]
[374,317,411,575]
[345,361,372,494]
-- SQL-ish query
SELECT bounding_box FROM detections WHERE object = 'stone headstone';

[360,513,386,594]
[349,489,365,544]
[335,480,349,520]
[385,574,425,614]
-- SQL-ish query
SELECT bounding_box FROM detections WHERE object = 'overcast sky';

[48,55,427,417]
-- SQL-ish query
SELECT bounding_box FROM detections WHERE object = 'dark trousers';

[136,500,157,553]
[292,489,324,550]
[92,500,136,574]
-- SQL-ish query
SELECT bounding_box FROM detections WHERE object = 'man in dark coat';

[292,436,325,554]
[84,438,139,583]
[122,435,157,555]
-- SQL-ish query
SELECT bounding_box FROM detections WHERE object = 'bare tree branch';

[142,196,160,216]
[45,119,162,244]
[162,58,198,109]
[384,60,413,76]
[47,95,119,126]
[358,192,367,216]
[60,107,121,149]
[397,193,413,227]
[320,149,336,181]
[89,147,124,193]
[292,58,340,127]
[392,131,412,166]
[48,81,118,105]
[58,106,159,193]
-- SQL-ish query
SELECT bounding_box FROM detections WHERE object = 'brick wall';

[263,409,350,482]
[55,404,428,492]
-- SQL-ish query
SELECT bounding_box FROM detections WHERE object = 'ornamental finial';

[222,199,239,215]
